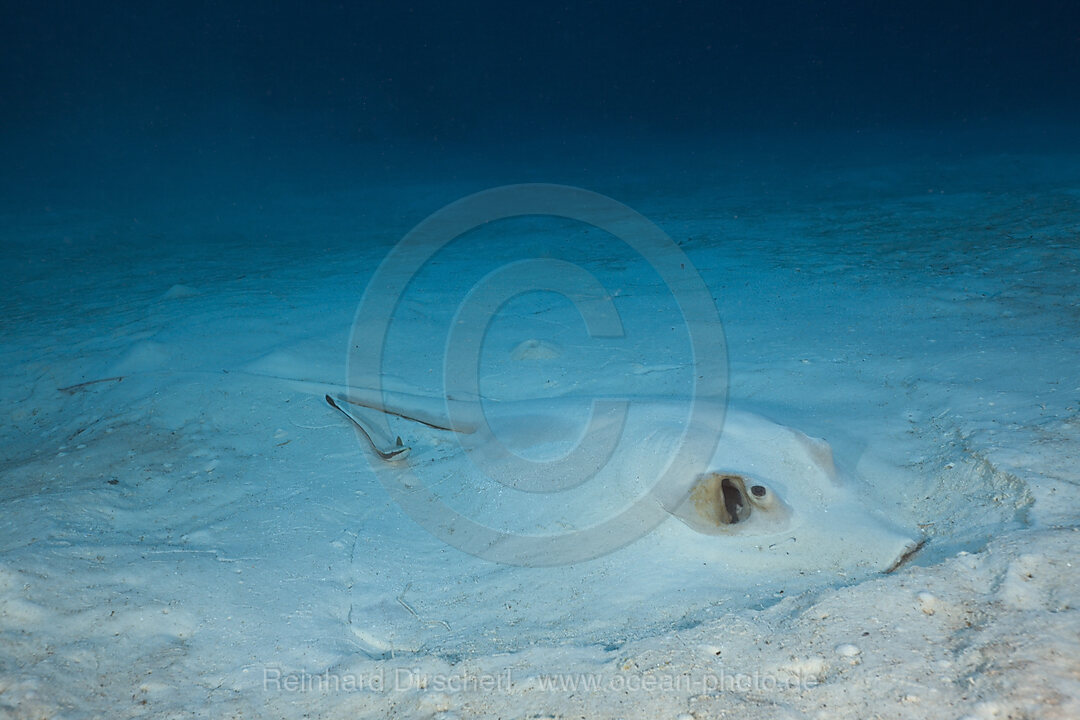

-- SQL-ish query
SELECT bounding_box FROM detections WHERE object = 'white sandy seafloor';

[2,143,1079,719]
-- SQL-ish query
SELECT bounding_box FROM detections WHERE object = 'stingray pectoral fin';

[326,395,411,461]
[884,537,927,574]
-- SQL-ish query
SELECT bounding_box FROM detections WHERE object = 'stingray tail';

[325,394,410,461]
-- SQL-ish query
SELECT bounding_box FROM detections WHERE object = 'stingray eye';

[747,483,785,515]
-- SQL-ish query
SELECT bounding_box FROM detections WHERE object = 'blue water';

[2,2,1079,216]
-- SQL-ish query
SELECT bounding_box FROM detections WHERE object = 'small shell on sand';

[835,643,861,658]
[510,339,562,360]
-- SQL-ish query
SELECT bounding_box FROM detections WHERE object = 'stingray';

[306,381,924,656]
[321,383,918,551]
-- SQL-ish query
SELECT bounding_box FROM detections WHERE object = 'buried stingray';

[323,386,923,570]
[317,385,927,656]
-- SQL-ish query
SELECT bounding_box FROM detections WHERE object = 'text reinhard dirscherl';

[262,667,819,694]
